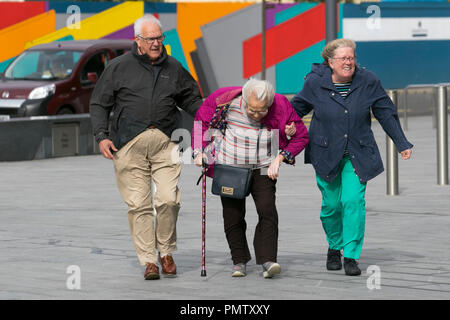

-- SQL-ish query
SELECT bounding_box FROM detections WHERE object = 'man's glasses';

[137,34,165,44]
[332,56,356,63]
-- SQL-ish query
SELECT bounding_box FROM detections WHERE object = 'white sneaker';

[232,263,247,277]
[262,262,281,278]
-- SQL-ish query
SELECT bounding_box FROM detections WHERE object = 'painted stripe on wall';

[356,40,450,89]
[343,17,450,41]
[344,2,450,18]
[243,3,326,79]
[177,2,252,79]
[25,2,144,49]
[0,10,55,62]
[0,2,45,30]
[48,1,119,14]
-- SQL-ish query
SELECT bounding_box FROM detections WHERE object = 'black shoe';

[344,258,361,276]
[326,248,342,270]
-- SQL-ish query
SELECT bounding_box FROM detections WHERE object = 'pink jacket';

[192,87,309,177]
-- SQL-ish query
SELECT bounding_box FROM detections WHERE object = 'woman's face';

[329,46,356,83]
[245,94,269,122]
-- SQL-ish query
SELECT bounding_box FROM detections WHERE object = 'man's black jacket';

[90,41,202,149]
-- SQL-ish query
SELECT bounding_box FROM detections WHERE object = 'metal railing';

[385,84,449,194]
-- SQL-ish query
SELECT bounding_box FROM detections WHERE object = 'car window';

[80,51,110,85]
[5,50,83,80]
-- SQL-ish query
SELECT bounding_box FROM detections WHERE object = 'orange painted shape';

[0,10,56,62]
[0,2,46,30]
[177,2,253,80]
[243,3,327,78]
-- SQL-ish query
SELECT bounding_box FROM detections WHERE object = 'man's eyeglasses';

[137,34,165,44]
[332,56,356,63]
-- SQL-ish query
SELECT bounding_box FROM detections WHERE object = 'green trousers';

[316,156,367,260]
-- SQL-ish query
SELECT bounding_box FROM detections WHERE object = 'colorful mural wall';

[1,1,450,96]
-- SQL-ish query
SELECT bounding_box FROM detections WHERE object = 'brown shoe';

[159,254,177,276]
[144,263,160,280]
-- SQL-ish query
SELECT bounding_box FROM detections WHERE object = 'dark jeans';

[220,169,278,265]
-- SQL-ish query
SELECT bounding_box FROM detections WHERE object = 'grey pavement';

[0,115,449,300]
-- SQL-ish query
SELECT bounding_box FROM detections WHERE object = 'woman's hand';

[267,155,284,180]
[400,149,412,160]
[285,122,296,137]
[194,153,204,167]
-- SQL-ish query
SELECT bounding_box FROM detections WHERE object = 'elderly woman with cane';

[192,79,309,278]
[290,39,413,276]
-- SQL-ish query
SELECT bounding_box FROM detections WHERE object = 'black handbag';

[211,124,263,199]
[211,164,253,199]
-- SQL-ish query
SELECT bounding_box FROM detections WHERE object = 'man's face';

[136,21,164,61]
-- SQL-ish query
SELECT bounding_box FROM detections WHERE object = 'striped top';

[334,82,352,156]
[334,82,352,99]
[215,97,274,168]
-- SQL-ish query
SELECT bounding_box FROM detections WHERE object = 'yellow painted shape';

[177,2,253,80]
[0,10,55,62]
[25,1,144,49]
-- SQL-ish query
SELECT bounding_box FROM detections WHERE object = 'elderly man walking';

[90,14,202,280]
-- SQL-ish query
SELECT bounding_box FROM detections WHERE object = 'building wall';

[1,1,449,94]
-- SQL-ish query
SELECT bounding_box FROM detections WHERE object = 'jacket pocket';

[359,136,375,154]
[309,134,329,170]
[311,135,329,148]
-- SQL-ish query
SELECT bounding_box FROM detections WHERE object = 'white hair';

[242,79,275,107]
[134,14,162,36]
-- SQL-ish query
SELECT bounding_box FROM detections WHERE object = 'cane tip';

[201,270,207,277]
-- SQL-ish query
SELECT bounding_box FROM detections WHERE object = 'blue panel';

[356,40,450,89]
[163,29,188,72]
[0,57,15,73]
[344,2,450,18]
[274,2,318,25]
[144,2,177,13]
[276,41,325,94]
[48,1,119,14]
[275,4,344,94]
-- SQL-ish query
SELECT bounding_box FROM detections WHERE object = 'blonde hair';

[242,79,275,107]
[321,38,356,65]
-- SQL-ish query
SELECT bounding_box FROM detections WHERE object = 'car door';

[77,50,111,113]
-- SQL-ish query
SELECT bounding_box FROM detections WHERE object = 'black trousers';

[220,169,278,265]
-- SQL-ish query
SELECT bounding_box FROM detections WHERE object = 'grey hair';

[321,38,356,65]
[134,14,162,36]
[242,79,275,107]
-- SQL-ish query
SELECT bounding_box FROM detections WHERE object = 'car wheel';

[57,107,74,115]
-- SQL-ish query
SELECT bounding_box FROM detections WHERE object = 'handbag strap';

[255,123,263,165]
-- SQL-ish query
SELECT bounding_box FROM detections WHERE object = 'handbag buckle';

[221,186,234,196]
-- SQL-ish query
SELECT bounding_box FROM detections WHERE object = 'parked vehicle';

[0,39,132,117]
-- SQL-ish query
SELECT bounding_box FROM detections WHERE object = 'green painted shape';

[275,3,344,94]
[163,29,189,72]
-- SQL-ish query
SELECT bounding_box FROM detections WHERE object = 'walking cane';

[201,164,207,277]
[196,160,208,277]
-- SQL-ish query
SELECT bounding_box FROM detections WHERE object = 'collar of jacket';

[317,63,363,92]
[131,41,168,66]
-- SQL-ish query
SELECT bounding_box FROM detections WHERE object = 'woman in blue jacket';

[290,39,413,276]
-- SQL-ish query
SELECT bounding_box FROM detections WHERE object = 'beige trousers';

[113,128,181,265]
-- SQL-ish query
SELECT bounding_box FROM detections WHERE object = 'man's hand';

[285,122,296,137]
[267,154,283,180]
[99,139,117,160]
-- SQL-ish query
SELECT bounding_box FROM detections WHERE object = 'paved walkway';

[0,115,449,301]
